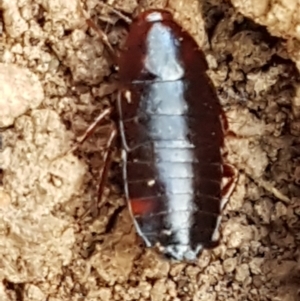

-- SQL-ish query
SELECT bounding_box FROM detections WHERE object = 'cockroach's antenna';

[98,2,132,24]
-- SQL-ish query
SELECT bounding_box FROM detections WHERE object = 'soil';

[0,0,300,300]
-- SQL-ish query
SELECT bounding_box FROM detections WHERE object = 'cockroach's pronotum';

[77,8,238,261]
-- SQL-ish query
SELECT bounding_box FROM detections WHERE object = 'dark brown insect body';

[116,9,237,261]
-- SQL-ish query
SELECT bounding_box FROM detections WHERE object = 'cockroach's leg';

[69,107,112,154]
[223,113,290,204]
[209,164,238,245]
[67,107,116,220]
[93,124,117,217]
[220,163,239,210]
[221,111,237,138]
[220,111,229,132]
[248,176,290,204]
[80,124,117,220]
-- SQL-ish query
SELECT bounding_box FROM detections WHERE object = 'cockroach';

[78,8,238,261]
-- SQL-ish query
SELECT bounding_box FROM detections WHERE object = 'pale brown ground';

[0,0,300,300]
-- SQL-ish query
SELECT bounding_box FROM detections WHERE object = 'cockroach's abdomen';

[117,9,233,261]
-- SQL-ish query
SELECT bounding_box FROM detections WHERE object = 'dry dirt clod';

[0,64,44,127]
